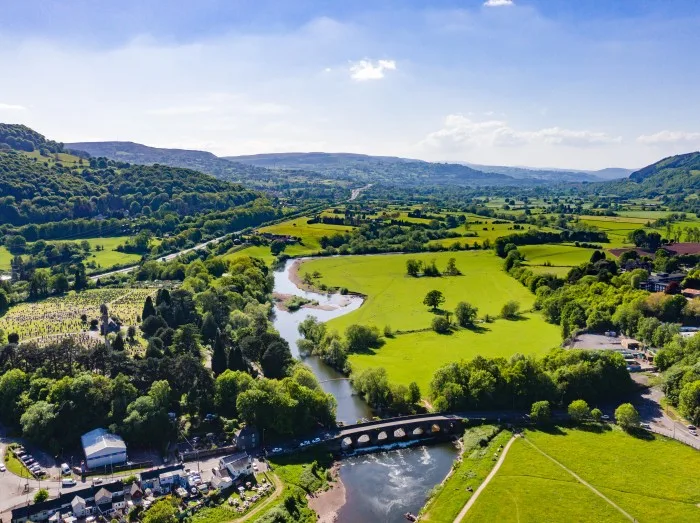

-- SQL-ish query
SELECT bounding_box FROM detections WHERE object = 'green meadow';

[349,316,559,392]
[0,246,12,271]
[300,250,539,332]
[463,427,700,523]
[519,244,599,275]
[259,217,354,254]
[299,251,560,391]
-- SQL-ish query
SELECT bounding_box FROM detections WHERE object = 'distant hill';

[67,141,275,180]
[227,151,516,186]
[593,151,700,207]
[465,163,633,182]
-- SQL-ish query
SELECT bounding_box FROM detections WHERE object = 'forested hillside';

[0,149,260,226]
[0,123,65,153]
[595,151,700,211]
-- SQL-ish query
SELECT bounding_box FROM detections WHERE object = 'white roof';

[81,428,126,457]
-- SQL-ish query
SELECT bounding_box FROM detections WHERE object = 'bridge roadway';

[319,411,525,452]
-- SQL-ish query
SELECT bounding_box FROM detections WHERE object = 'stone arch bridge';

[326,414,466,452]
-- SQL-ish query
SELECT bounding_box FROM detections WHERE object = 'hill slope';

[67,141,275,180]
[0,125,262,227]
[227,151,515,185]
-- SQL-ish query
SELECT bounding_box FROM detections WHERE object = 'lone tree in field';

[406,259,422,277]
[530,400,551,425]
[501,300,520,320]
[455,302,478,327]
[615,403,640,432]
[443,257,461,276]
[568,399,591,423]
[423,290,445,311]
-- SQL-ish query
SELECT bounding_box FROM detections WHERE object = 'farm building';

[81,428,127,469]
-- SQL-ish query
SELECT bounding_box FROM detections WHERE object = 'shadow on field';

[575,423,612,434]
[627,428,655,441]
[529,425,567,436]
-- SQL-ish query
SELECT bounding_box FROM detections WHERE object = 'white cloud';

[484,0,514,7]
[637,130,700,145]
[419,114,621,152]
[0,103,26,111]
[349,59,397,81]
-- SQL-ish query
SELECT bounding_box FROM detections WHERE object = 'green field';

[0,237,140,273]
[519,244,599,272]
[300,251,540,332]
[0,246,12,272]
[421,425,511,522]
[349,316,559,392]
[259,217,354,255]
[463,427,700,523]
[299,251,561,391]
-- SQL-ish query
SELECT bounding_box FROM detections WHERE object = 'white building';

[219,452,252,481]
[81,428,127,469]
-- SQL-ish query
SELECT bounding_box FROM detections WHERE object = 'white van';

[61,478,76,488]
[60,463,71,475]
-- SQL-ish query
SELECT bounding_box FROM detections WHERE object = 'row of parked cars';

[13,446,47,478]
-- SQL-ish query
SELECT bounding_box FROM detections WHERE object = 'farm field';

[62,236,142,271]
[348,314,559,392]
[259,217,354,254]
[0,246,12,271]
[0,287,157,344]
[222,245,277,266]
[463,427,700,523]
[519,244,599,270]
[578,216,649,247]
[299,250,539,333]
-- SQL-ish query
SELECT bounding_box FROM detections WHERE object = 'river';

[272,259,458,522]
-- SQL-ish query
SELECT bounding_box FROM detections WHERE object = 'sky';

[1,0,700,170]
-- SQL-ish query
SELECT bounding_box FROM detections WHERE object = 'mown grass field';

[300,251,561,391]
[0,246,12,271]
[0,237,140,273]
[519,244,599,272]
[349,316,559,392]
[259,217,353,254]
[421,425,511,522]
[463,427,700,523]
[300,251,539,332]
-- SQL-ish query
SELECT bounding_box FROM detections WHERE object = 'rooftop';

[81,428,126,456]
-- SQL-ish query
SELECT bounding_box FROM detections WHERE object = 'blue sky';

[1,0,699,169]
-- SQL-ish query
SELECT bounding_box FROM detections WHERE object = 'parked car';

[0,464,6,472]
[601,415,610,420]
[60,463,71,475]
[253,463,259,471]
[640,423,651,430]
[687,425,697,431]
[271,447,282,454]
[62,478,77,488]
[93,477,103,485]
[312,437,321,444]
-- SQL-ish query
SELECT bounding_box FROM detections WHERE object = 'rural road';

[453,435,517,522]
[90,232,234,280]
[349,183,372,201]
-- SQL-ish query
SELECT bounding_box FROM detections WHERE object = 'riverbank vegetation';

[463,426,700,522]
[420,424,510,522]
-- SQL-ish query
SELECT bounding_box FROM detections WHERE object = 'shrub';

[432,316,452,334]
